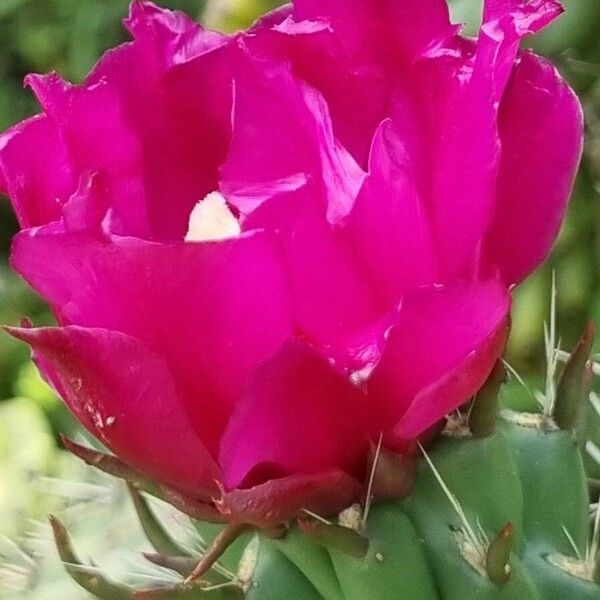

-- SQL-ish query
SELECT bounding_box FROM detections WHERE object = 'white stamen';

[185,192,241,242]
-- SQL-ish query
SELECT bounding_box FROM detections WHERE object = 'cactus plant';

[25,320,597,600]
[0,0,596,598]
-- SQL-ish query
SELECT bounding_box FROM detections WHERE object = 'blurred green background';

[0,0,599,597]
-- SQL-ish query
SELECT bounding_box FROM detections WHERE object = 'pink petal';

[482,51,583,284]
[252,1,454,166]
[7,325,220,497]
[292,0,454,59]
[0,115,75,228]
[217,470,363,527]
[426,0,563,279]
[221,53,364,224]
[219,339,369,490]
[11,229,293,453]
[253,196,384,353]
[342,120,437,305]
[368,280,510,442]
[5,2,233,240]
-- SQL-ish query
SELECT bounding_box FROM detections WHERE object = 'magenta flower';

[0,0,582,524]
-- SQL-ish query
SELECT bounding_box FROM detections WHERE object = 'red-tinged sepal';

[184,523,250,584]
[216,470,363,528]
[485,522,515,585]
[63,437,225,522]
[365,442,418,502]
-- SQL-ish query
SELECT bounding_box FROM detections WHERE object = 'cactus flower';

[0,0,582,526]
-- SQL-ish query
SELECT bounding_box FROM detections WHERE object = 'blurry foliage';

[0,0,599,595]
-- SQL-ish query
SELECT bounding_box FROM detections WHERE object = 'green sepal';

[128,484,191,557]
[143,554,198,578]
[470,361,505,438]
[554,321,595,431]
[49,515,133,600]
[486,522,514,585]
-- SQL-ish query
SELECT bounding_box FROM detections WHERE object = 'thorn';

[486,522,514,585]
[554,322,596,431]
[298,519,369,559]
[469,361,505,437]
[362,434,383,528]
[49,515,132,599]
[184,523,250,584]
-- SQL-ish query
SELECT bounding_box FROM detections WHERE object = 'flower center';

[185,191,241,242]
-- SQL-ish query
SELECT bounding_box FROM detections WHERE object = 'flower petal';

[11,228,293,453]
[292,0,454,59]
[482,51,583,284]
[235,183,382,356]
[0,115,75,228]
[342,120,437,304]
[5,1,233,240]
[221,53,364,224]
[368,280,510,442]
[426,0,563,279]
[252,1,454,166]
[219,339,369,490]
[7,325,220,497]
